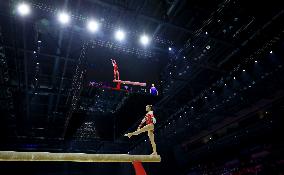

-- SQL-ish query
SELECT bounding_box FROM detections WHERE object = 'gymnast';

[125,105,157,155]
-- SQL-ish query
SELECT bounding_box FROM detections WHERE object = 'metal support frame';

[22,22,30,123]
[62,41,89,138]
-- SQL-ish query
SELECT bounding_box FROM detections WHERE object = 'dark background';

[0,0,284,174]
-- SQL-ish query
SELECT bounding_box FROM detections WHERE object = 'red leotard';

[145,113,155,125]
[114,64,118,71]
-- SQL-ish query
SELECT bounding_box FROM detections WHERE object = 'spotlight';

[243,69,246,72]
[115,30,125,41]
[183,56,186,58]
[224,83,227,86]
[140,34,150,46]
[233,77,236,80]
[87,20,99,33]
[206,45,210,50]
[36,62,39,65]
[17,3,31,16]
[191,106,194,109]
[205,31,208,35]
[255,60,258,63]
[212,90,215,93]
[270,51,273,54]
[205,96,207,99]
[58,12,70,24]
[168,47,172,51]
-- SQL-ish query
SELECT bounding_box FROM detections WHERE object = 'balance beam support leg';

[132,161,147,175]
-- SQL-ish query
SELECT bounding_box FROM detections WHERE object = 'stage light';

[255,60,258,63]
[243,69,246,72]
[140,35,150,46]
[115,30,125,41]
[87,20,99,33]
[58,12,70,24]
[36,62,39,65]
[233,77,236,80]
[224,83,227,86]
[270,51,273,54]
[183,56,186,58]
[205,96,207,99]
[206,45,210,50]
[205,31,208,35]
[17,3,31,16]
[168,47,172,51]
[191,106,194,109]
[192,45,195,48]
[212,90,215,93]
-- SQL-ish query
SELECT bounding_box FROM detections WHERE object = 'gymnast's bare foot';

[151,152,158,155]
[124,133,132,138]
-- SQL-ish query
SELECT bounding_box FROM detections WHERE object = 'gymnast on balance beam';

[111,59,120,80]
[125,105,157,155]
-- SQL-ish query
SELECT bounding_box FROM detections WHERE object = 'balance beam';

[0,151,161,162]
[113,80,146,87]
